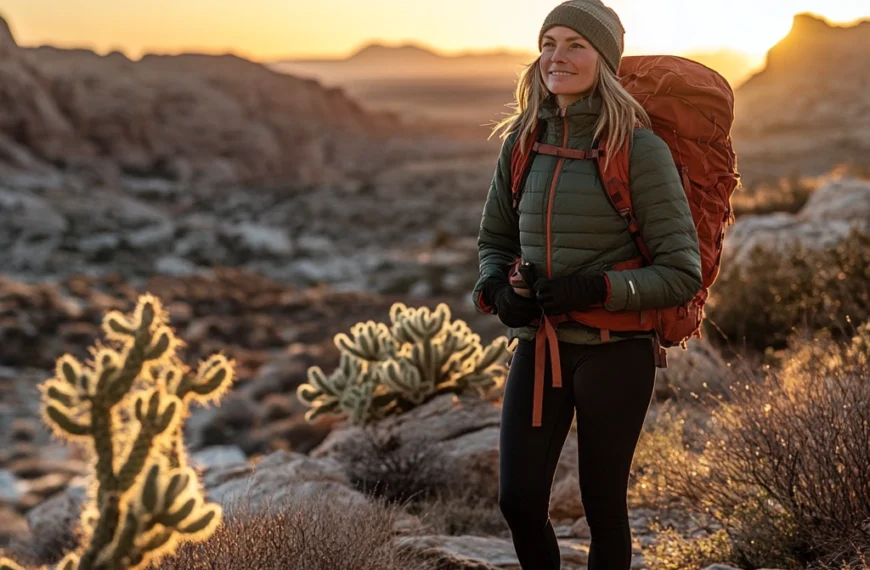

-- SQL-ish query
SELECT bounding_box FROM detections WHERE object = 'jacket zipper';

[545,107,569,278]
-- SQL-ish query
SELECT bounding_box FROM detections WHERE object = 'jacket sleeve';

[602,129,702,312]
[471,132,522,313]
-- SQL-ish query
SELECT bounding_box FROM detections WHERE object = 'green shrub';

[296,302,509,426]
[1,293,235,570]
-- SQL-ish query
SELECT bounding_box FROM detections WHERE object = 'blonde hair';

[488,54,650,168]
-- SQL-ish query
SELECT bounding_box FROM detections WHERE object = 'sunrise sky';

[3,0,868,62]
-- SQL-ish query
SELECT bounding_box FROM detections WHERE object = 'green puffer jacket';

[472,92,702,345]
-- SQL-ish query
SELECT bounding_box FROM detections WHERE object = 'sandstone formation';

[733,14,870,184]
[0,13,416,188]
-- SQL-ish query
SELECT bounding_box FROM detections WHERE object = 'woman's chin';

[547,81,581,94]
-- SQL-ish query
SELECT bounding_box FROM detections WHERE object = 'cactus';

[2,293,236,570]
[297,302,509,426]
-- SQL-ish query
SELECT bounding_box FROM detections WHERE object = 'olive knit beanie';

[538,0,625,73]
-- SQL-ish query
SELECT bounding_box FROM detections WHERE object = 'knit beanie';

[538,0,625,73]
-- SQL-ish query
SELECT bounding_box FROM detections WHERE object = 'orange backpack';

[509,55,739,370]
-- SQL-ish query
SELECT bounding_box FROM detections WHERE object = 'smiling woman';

[471,2,710,568]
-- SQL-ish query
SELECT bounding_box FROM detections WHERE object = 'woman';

[471,1,702,569]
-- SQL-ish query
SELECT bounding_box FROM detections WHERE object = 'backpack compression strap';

[595,135,653,263]
[509,123,545,210]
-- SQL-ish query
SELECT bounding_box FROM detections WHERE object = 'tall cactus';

[297,302,509,426]
[2,293,235,570]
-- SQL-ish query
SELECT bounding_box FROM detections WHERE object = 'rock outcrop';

[733,14,870,184]
[723,177,870,264]
[0,14,410,188]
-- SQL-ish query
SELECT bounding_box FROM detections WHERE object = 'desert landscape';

[1,8,869,570]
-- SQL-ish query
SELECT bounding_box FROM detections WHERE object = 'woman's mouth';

[550,71,576,77]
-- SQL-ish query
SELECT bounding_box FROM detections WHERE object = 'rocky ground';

[0,149,498,298]
[0,384,723,570]
[0,265,759,569]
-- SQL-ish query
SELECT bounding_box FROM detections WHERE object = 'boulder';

[724,178,870,264]
[203,450,358,514]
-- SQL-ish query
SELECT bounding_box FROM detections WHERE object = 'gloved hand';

[533,274,608,315]
[481,277,541,328]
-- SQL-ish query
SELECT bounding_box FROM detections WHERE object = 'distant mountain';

[733,13,870,184]
[348,43,443,63]
[273,43,538,84]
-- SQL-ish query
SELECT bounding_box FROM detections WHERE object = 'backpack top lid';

[617,55,735,143]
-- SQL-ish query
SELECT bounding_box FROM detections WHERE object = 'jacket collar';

[537,91,603,135]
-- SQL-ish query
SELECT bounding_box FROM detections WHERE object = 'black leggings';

[498,337,656,570]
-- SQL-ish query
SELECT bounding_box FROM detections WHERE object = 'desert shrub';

[645,524,733,570]
[327,421,507,538]
[0,293,234,570]
[731,172,818,218]
[338,425,453,504]
[404,483,508,539]
[648,324,870,570]
[707,227,870,351]
[628,402,700,510]
[152,489,435,570]
[297,302,509,426]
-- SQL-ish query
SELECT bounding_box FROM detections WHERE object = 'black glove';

[481,277,541,328]
[533,274,608,315]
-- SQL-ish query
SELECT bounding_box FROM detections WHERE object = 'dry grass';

[151,489,436,570]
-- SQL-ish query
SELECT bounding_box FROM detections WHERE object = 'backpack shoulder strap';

[510,121,546,211]
[595,132,653,263]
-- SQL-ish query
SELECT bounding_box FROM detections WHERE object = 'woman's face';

[539,26,600,108]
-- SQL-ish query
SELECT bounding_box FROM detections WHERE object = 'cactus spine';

[0,293,237,570]
[297,302,509,425]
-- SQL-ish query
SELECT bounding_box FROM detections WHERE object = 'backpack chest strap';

[532,142,601,160]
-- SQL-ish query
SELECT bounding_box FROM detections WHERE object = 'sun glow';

[1,0,866,64]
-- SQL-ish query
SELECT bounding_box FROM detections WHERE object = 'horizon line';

[12,37,770,64]
[8,9,865,64]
